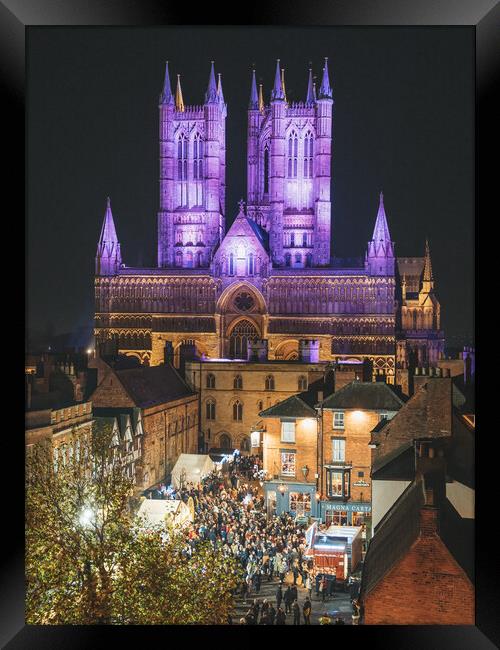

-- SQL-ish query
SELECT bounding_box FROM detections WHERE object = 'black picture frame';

[7,0,495,646]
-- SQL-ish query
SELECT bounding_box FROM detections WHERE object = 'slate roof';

[371,440,414,477]
[360,479,425,598]
[115,363,196,408]
[370,418,390,434]
[259,394,317,419]
[247,217,269,250]
[320,381,405,411]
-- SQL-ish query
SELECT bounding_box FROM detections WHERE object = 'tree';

[26,427,242,624]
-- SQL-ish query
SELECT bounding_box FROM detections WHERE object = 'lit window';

[281,421,296,443]
[332,438,345,462]
[281,451,296,477]
[333,411,344,429]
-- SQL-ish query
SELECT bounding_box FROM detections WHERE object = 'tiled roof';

[360,479,425,598]
[320,381,405,411]
[370,418,390,434]
[371,378,454,468]
[259,394,317,419]
[115,363,195,408]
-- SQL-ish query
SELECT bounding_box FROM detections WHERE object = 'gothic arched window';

[228,253,235,276]
[263,146,270,194]
[193,134,203,179]
[220,433,232,449]
[234,374,243,390]
[265,375,275,391]
[305,253,313,267]
[285,253,291,267]
[206,373,215,389]
[229,319,259,359]
[287,131,298,178]
[298,375,308,391]
[177,135,187,180]
[304,131,314,178]
[206,399,216,420]
[175,251,183,267]
[248,253,255,276]
[233,400,243,421]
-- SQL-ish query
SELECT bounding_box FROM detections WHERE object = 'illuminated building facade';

[94,59,444,381]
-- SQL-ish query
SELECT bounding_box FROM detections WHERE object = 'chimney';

[247,339,268,362]
[179,342,197,378]
[164,340,174,365]
[420,488,439,536]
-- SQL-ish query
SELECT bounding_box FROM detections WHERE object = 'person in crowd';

[276,584,283,610]
[275,607,287,625]
[284,585,293,615]
[292,600,301,626]
[268,603,276,625]
[319,612,332,625]
[303,597,312,625]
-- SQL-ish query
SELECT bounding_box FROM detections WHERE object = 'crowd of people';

[158,464,357,624]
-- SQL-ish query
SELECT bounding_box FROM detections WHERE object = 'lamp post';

[301,464,309,482]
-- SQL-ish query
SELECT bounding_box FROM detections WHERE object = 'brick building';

[360,372,475,624]
[259,380,405,530]
[89,360,198,491]
[359,479,474,625]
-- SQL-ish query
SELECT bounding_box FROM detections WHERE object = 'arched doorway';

[219,433,232,449]
[229,319,259,359]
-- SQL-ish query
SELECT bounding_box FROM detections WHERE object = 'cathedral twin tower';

[95,58,443,375]
[156,58,335,271]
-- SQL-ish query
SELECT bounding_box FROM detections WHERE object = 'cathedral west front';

[94,59,445,382]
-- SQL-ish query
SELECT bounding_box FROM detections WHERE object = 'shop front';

[318,501,372,538]
[263,481,319,519]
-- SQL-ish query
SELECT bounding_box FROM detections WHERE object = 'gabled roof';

[371,440,414,478]
[360,479,425,598]
[114,363,196,409]
[259,394,317,419]
[320,381,404,411]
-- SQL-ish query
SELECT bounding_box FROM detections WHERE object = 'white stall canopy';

[171,453,216,489]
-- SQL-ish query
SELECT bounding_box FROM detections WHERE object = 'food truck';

[304,522,363,584]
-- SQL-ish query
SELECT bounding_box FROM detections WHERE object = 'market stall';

[136,498,193,532]
[170,453,216,489]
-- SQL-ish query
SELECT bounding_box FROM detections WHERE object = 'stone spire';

[175,74,185,112]
[249,68,259,109]
[258,83,265,112]
[205,61,218,104]
[366,191,394,276]
[319,57,332,99]
[271,59,285,101]
[160,61,174,105]
[422,238,434,291]
[96,197,121,276]
[372,191,392,246]
[306,66,315,104]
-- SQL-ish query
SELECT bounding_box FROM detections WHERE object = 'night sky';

[27,27,474,347]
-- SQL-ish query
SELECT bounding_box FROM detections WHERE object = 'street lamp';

[301,465,310,481]
[79,507,94,528]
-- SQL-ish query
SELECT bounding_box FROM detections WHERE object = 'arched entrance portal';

[229,319,259,359]
[219,433,232,449]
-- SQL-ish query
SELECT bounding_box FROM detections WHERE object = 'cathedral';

[94,59,445,383]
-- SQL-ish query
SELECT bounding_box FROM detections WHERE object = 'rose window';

[234,292,255,312]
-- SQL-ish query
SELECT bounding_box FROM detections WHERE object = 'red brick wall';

[364,533,474,625]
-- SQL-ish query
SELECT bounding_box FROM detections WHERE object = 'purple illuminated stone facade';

[94,60,445,380]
